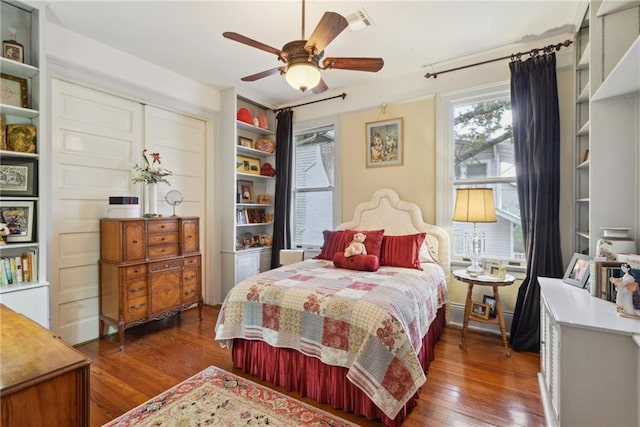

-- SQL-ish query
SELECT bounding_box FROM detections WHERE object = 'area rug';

[102,366,358,426]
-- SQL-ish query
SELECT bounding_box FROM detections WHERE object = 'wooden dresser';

[99,217,203,349]
[0,304,91,426]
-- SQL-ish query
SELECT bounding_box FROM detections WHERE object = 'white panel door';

[51,79,143,345]
[143,105,207,300]
[143,105,206,220]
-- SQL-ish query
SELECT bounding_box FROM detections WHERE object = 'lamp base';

[466,262,484,275]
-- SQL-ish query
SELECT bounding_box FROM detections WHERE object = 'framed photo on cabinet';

[0,200,35,242]
[563,253,591,289]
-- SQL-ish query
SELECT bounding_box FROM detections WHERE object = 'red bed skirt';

[231,306,446,426]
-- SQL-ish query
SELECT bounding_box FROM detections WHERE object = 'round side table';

[453,269,515,356]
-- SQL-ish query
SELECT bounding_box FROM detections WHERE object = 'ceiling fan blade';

[305,12,348,55]
[322,57,384,72]
[241,67,283,82]
[223,32,285,58]
[311,79,328,94]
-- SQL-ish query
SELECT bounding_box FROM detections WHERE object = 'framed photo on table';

[470,300,490,320]
[0,200,35,242]
[0,73,28,108]
[483,295,497,318]
[0,157,38,197]
[366,117,403,167]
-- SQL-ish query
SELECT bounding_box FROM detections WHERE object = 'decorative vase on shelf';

[145,183,159,217]
[595,227,637,261]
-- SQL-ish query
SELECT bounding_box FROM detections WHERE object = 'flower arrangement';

[132,149,172,185]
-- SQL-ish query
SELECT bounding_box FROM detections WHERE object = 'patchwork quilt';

[215,259,448,419]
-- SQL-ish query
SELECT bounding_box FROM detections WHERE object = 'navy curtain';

[509,53,564,352]
[270,109,294,268]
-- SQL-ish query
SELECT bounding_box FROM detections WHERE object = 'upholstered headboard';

[335,189,450,279]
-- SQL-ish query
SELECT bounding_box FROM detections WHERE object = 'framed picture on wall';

[366,117,403,167]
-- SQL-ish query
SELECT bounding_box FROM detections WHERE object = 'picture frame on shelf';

[366,117,403,167]
[0,115,6,150]
[236,155,261,175]
[0,157,37,197]
[238,180,254,203]
[482,295,497,318]
[470,300,490,320]
[2,40,24,63]
[562,253,591,289]
[6,124,36,153]
[0,200,35,243]
[257,194,271,205]
[0,73,28,108]
[238,136,253,148]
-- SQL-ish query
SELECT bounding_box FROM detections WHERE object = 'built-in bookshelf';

[220,88,276,298]
[0,0,48,327]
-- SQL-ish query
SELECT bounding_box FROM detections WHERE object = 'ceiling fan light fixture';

[285,62,321,92]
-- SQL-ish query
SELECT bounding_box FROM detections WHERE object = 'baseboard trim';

[446,302,513,336]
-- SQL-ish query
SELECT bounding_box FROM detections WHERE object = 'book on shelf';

[0,251,37,285]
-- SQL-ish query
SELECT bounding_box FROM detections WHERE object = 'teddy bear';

[344,232,367,257]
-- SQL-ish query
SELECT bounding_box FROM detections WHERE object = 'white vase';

[145,183,158,216]
[595,227,637,261]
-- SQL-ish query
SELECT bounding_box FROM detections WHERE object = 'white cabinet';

[219,88,276,298]
[0,0,48,327]
[538,277,640,427]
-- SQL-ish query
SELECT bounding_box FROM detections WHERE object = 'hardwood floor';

[76,305,544,426]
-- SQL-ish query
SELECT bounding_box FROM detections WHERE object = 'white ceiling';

[44,0,582,106]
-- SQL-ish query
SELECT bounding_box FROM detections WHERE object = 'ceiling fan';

[223,0,384,94]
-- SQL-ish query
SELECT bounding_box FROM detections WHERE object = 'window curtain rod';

[424,39,572,79]
[273,92,346,113]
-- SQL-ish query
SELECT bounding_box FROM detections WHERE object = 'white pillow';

[419,240,438,264]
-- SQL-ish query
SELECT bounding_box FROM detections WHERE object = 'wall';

[340,97,436,224]
[294,36,576,320]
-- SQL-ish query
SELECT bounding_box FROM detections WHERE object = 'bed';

[215,189,450,426]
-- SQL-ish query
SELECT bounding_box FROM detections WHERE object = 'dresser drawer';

[148,258,183,273]
[125,277,147,299]
[124,264,146,278]
[122,296,147,322]
[147,244,179,259]
[147,220,178,234]
[147,232,179,246]
[184,255,200,268]
[182,280,199,303]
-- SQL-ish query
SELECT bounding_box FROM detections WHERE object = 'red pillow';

[315,230,346,260]
[379,233,426,270]
[333,253,380,272]
[341,229,385,259]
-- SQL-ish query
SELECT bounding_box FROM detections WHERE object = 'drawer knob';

[161,237,165,241]
[161,225,165,229]
[132,240,138,244]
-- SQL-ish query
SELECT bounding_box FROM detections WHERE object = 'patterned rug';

[102,366,358,426]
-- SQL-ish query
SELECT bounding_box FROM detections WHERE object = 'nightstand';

[453,269,515,356]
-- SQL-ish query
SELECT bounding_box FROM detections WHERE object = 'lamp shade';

[285,63,321,92]
[453,188,497,223]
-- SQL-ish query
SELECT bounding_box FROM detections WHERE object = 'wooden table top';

[0,304,91,393]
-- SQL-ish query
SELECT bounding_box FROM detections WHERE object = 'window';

[293,125,335,248]
[437,83,524,266]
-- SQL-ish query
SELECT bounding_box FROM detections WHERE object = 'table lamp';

[452,188,497,274]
